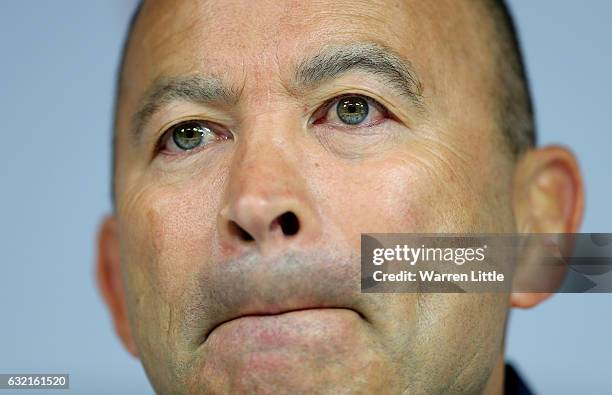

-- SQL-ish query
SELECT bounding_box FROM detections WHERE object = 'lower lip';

[199,308,369,383]
[206,308,363,350]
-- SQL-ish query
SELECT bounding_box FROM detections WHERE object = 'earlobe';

[97,215,139,358]
[511,292,553,309]
[510,145,585,308]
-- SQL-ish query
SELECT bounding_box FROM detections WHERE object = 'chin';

[178,312,394,394]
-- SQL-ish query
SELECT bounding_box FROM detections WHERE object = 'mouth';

[203,305,366,343]
[189,250,367,346]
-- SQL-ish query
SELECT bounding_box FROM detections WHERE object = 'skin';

[97,1,584,394]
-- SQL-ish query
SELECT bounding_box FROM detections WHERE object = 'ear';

[97,215,139,358]
[510,145,585,308]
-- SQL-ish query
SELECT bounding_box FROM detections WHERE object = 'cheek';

[312,135,514,249]
[118,179,222,304]
[313,151,472,248]
[405,294,508,391]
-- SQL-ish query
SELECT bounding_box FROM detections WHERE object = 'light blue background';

[0,1,609,394]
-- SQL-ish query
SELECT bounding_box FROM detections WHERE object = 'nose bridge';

[232,117,297,200]
[218,117,320,255]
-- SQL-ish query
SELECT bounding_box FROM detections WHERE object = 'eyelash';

[154,94,393,156]
[310,94,392,128]
[155,120,232,156]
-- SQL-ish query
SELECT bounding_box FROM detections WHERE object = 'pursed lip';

[188,252,368,346]
[184,250,368,347]
[203,303,366,342]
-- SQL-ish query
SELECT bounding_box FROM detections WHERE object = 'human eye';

[156,120,233,156]
[310,94,392,128]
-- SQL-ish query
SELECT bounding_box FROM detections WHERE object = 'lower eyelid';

[312,118,392,137]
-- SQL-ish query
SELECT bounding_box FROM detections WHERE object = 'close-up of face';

[97,0,584,394]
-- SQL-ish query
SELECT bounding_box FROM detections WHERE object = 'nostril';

[228,220,254,242]
[277,211,300,236]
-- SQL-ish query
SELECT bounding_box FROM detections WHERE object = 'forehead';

[116,0,498,156]
[123,0,482,91]
[138,0,414,69]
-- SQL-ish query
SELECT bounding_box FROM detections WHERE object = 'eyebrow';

[130,42,424,142]
[293,42,424,106]
[131,75,240,142]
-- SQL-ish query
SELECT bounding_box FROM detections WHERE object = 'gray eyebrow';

[130,43,424,142]
[131,75,239,142]
[293,42,424,106]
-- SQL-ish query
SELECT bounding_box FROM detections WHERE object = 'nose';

[224,197,303,245]
[218,137,321,255]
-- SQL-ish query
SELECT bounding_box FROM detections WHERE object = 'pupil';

[337,96,368,125]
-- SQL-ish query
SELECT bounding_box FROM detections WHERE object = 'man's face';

[112,0,516,393]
